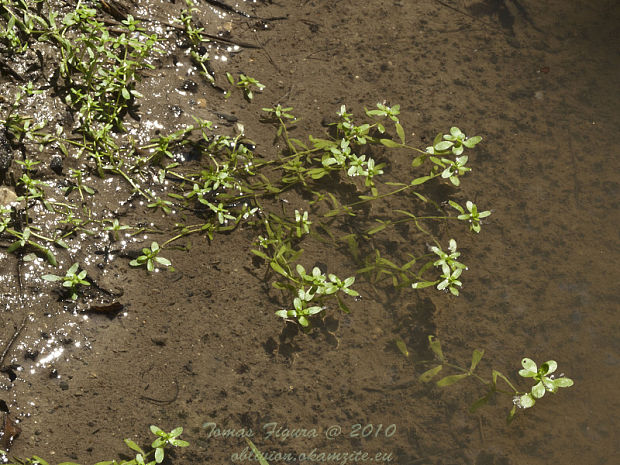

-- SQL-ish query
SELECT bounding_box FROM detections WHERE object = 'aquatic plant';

[42,262,90,300]
[399,336,574,422]
[0,425,188,465]
[0,0,492,323]
[129,242,173,272]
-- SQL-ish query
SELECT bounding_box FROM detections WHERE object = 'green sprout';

[413,239,467,295]
[275,289,324,327]
[516,358,574,409]
[294,209,311,237]
[104,218,132,241]
[450,200,491,233]
[432,126,482,156]
[227,72,265,100]
[431,238,466,271]
[43,262,90,300]
[324,274,358,296]
[150,425,189,463]
[440,155,470,186]
[129,242,172,272]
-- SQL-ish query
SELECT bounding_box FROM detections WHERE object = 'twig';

[0,313,30,368]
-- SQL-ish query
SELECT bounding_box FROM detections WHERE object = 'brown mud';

[1,1,619,464]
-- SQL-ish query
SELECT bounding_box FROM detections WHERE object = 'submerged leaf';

[395,339,409,358]
[470,349,484,372]
[436,373,468,387]
[428,335,445,361]
[419,365,442,382]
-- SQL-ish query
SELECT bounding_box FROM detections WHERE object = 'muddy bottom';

[1,1,619,464]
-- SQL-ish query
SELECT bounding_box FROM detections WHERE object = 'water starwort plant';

[129,242,173,272]
[0,425,188,465]
[409,336,574,422]
[515,358,574,409]
[42,262,90,300]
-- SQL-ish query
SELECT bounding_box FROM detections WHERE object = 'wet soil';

[1,1,619,464]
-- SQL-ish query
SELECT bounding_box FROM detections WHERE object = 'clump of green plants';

[0,425,188,465]
[515,357,574,409]
[399,336,574,422]
[42,262,90,300]
[226,73,265,101]
[129,242,173,272]
[1,0,492,327]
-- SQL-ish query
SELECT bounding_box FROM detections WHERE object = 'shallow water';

[1,0,619,464]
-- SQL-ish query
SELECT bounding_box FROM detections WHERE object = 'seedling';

[275,290,323,327]
[412,239,468,295]
[410,336,574,422]
[129,242,172,272]
[515,358,574,409]
[104,218,132,241]
[430,126,482,156]
[294,209,311,237]
[0,425,188,465]
[227,72,265,100]
[43,263,90,300]
[150,425,189,463]
[449,200,491,233]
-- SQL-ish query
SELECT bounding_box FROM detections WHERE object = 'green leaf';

[428,335,444,361]
[531,381,546,399]
[541,360,557,375]
[521,358,537,373]
[245,438,270,465]
[42,274,63,282]
[419,365,442,382]
[434,140,453,151]
[522,355,543,376]
[507,404,518,423]
[155,447,164,463]
[395,339,409,357]
[519,393,535,408]
[436,373,469,386]
[410,175,432,185]
[336,294,351,313]
[470,349,484,372]
[270,261,289,278]
[121,87,130,100]
[367,223,387,235]
[411,281,436,289]
[469,392,491,413]
[155,256,171,266]
[379,138,402,148]
[411,155,425,168]
[31,458,50,465]
[124,439,144,455]
[492,370,518,392]
[250,249,270,260]
[395,122,405,144]
[553,377,574,388]
[463,136,482,148]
